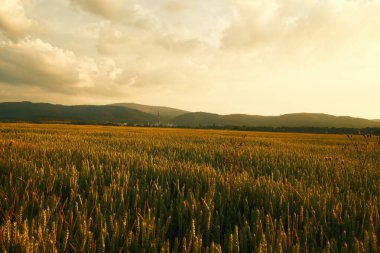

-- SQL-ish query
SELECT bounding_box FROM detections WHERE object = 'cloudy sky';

[0,0,379,118]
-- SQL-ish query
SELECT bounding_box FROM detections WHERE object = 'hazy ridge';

[0,102,156,124]
[108,103,189,122]
[171,112,380,128]
[1,101,379,129]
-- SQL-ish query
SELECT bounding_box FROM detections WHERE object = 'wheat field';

[0,123,379,252]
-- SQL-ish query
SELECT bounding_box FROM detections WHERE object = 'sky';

[0,0,379,119]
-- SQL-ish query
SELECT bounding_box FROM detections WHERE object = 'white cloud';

[96,22,126,55]
[0,0,380,118]
[147,0,232,47]
[0,38,124,95]
[70,0,125,19]
[222,0,380,61]
[0,0,35,40]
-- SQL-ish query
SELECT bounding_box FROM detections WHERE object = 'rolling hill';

[171,112,380,128]
[0,102,156,124]
[0,102,379,129]
[109,103,188,122]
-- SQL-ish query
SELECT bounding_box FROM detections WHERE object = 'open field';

[0,123,379,252]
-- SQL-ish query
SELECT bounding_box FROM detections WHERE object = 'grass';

[0,123,379,252]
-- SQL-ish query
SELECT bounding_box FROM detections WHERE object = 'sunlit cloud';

[0,0,379,118]
[0,0,36,40]
[0,38,124,95]
[70,0,125,19]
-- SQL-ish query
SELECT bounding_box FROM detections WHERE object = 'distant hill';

[169,112,223,126]
[1,102,379,129]
[373,119,380,123]
[0,102,156,124]
[171,112,380,128]
[109,103,188,122]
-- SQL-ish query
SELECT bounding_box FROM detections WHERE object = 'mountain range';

[0,101,379,129]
